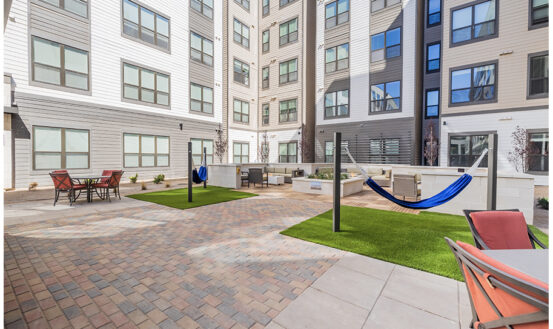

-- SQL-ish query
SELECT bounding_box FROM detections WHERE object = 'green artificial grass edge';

[127,185,257,210]
[281,206,548,281]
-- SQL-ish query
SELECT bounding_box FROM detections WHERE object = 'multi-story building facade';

[314,0,424,165]
[439,0,549,184]
[4,0,224,188]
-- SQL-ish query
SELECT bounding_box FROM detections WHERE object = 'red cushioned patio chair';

[445,238,548,329]
[93,170,123,202]
[49,171,86,206]
[463,210,547,250]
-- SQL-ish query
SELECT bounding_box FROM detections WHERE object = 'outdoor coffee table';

[482,249,548,283]
[71,175,110,203]
[268,175,284,185]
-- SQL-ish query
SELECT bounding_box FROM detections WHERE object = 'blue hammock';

[365,174,472,209]
[192,163,208,184]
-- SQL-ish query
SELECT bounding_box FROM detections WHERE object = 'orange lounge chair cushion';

[470,211,533,249]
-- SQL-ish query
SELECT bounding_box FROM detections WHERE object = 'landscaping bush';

[165,182,171,188]
[28,182,38,191]
[307,173,349,180]
[538,197,549,210]
[141,182,147,190]
[153,174,165,184]
[129,173,138,183]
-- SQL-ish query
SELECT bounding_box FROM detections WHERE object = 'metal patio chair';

[94,170,124,201]
[49,171,86,206]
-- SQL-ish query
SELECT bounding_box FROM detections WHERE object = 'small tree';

[423,122,439,166]
[258,131,270,163]
[214,124,228,163]
[298,124,313,163]
[508,125,532,172]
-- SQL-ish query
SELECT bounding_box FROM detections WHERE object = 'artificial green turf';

[281,206,548,281]
[127,186,257,210]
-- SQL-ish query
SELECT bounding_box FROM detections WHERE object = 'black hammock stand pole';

[333,132,341,232]
[188,141,192,202]
[203,146,207,189]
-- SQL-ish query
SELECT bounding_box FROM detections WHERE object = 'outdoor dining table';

[71,175,110,203]
[482,249,548,283]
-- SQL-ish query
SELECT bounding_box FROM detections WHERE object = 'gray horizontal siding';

[12,93,219,188]
[189,10,214,39]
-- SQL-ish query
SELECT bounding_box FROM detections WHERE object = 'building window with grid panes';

[190,83,213,114]
[279,99,297,122]
[325,0,349,29]
[123,0,169,50]
[191,0,213,19]
[262,29,270,53]
[425,89,439,118]
[530,0,548,26]
[451,0,496,45]
[233,59,250,85]
[280,0,296,7]
[325,43,349,73]
[279,18,298,46]
[262,103,270,125]
[233,142,249,163]
[325,90,349,119]
[279,58,297,84]
[369,138,400,164]
[451,63,496,104]
[31,36,89,91]
[279,142,297,163]
[190,32,213,66]
[233,99,249,123]
[449,134,488,167]
[191,138,214,165]
[124,133,169,167]
[234,0,249,10]
[427,0,440,26]
[371,27,400,62]
[123,62,170,106]
[263,0,270,15]
[528,132,548,173]
[262,67,270,89]
[33,126,89,170]
[371,0,401,12]
[233,18,250,48]
[426,42,440,73]
[529,53,548,97]
[370,81,400,112]
[40,0,88,17]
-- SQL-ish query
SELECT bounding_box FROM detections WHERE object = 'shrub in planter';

[165,182,171,188]
[129,173,138,183]
[141,182,147,190]
[153,174,165,184]
[28,182,38,191]
[538,197,549,210]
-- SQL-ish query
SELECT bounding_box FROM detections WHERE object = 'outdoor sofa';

[266,167,304,183]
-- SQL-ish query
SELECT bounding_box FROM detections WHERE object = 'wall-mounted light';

[442,121,447,126]
[179,123,183,130]
[499,50,514,56]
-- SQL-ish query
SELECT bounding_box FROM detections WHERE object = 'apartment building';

[3,0,224,188]
[314,0,424,165]
[438,0,549,184]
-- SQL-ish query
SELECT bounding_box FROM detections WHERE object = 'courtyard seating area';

[50,170,124,206]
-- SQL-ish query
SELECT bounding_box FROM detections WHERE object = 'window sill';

[324,115,350,120]
[30,80,92,96]
[122,97,170,110]
[279,80,298,87]
[527,93,548,100]
[190,58,214,69]
[325,67,350,76]
[121,33,171,54]
[325,20,350,32]
[526,171,549,176]
[529,22,548,31]
[279,39,299,49]
[370,55,402,65]
[449,34,498,49]
[190,110,214,117]
[448,99,497,108]
[369,109,402,115]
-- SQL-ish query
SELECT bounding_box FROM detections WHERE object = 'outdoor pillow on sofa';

[275,168,286,174]
[366,167,383,176]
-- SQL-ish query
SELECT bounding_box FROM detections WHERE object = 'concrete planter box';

[292,177,364,197]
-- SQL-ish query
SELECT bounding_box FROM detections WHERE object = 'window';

[449,135,488,167]
[233,19,250,48]
[279,142,297,163]
[426,42,440,73]
[123,133,169,167]
[325,90,349,118]
[31,36,89,90]
[262,66,270,89]
[451,0,496,44]
[371,0,401,12]
[325,0,349,29]
[33,126,89,170]
[531,0,548,26]
[370,81,400,112]
[191,138,214,165]
[233,59,250,85]
[123,63,170,106]
[529,54,548,97]
[280,0,296,7]
[263,0,270,15]
[123,0,169,50]
[528,132,548,172]
[371,27,401,62]
[368,138,400,164]
[325,141,334,163]
[279,58,298,84]
[234,0,249,10]
[40,0,88,18]
[191,0,213,19]
[233,142,249,163]
[325,43,349,73]
[190,32,213,66]
[190,83,213,113]
[451,63,496,104]
[279,99,297,122]
[262,104,270,125]
[427,0,440,26]
[279,18,298,46]
[262,30,270,53]
[425,89,439,118]
[233,99,249,123]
